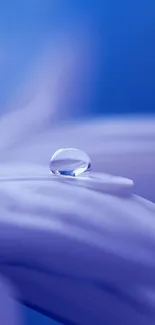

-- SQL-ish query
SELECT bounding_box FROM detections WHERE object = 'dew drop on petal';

[50,148,91,177]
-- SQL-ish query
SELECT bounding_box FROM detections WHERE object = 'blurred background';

[0,0,154,119]
[0,0,154,324]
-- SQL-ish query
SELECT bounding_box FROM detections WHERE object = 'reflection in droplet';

[50,148,91,177]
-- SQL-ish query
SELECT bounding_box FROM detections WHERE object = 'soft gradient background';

[0,0,155,324]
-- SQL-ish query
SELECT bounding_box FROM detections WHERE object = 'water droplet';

[50,148,91,177]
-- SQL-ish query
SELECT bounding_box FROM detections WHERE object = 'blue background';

[0,0,154,324]
[0,0,154,118]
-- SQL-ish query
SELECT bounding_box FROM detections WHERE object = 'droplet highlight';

[50,148,91,177]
